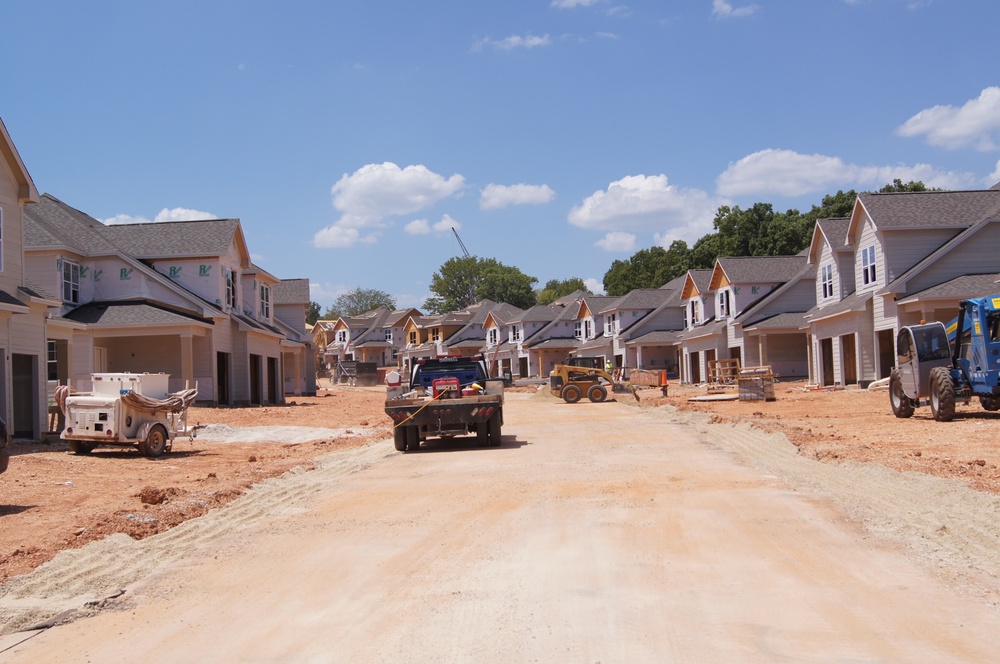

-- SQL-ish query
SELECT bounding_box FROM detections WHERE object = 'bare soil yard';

[2,377,999,585]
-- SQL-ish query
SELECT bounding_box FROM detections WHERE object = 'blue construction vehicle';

[890,295,1000,421]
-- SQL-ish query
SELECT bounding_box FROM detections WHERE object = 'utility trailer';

[385,356,504,452]
[58,373,198,457]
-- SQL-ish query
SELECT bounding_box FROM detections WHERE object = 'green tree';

[537,277,590,305]
[323,287,396,320]
[424,257,538,313]
[306,301,322,326]
[602,243,690,296]
[878,179,930,193]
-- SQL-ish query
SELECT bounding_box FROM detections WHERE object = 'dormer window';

[861,245,877,287]
[431,327,440,342]
[384,328,393,343]
[62,259,80,304]
[688,300,699,328]
[336,330,348,344]
[259,284,271,320]
[487,327,499,346]
[821,264,835,300]
[408,330,417,345]
[513,325,523,342]
[718,290,731,318]
[225,268,237,309]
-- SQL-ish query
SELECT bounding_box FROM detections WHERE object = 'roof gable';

[0,116,38,203]
[848,189,1000,243]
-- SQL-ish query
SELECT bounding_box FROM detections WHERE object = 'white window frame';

[861,245,877,287]
[574,321,583,340]
[225,268,236,309]
[718,290,730,318]
[821,264,834,300]
[47,340,58,381]
[513,325,523,342]
[487,327,499,346]
[688,300,699,328]
[259,283,271,320]
[62,258,81,304]
[336,330,348,344]
[384,328,393,343]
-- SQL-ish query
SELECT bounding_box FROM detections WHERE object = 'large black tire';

[929,367,956,422]
[979,395,1000,411]
[139,424,169,457]
[477,422,489,447]
[587,384,608,403]
[405,426,421,452]
[68,440,95,455]
[393,427,407,451]
[562,385,582,404]
[889,369,914,418]
[488,412,502,447]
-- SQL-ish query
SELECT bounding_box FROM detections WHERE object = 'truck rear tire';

[477,422,489,447]
[139,424,169,457]
[488,412,502,447]
[929,367,956,422]
[405,426,421,452]
[562,385,582,404]
[889,369,914,418]
[393,427,408,452]
[68,440,95,455]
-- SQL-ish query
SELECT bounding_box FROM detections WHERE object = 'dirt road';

[4,393,1000,661]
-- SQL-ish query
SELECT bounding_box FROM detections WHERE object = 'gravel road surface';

[3,393,1000,662]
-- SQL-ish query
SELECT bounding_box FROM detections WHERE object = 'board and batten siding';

[900,222,1000,296]
[881,228,965,284]
[0,166,25,293]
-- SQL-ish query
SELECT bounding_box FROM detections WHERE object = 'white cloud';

[314,162,465,248]
[988,160,1000,186]
[568,174,725,244]
[595,231,637,252]
[404,219,431,235]
[897,87,1000,151]
[104,206,217,225]
[551,0,602,7]
[584,277,605,295]
[405,214,462,235]
[312,225,379,249]
[433,214,462,232]
[480,183,556,209]
[716,148,979,197]
[474,34,551,51]
[712,0,759,19]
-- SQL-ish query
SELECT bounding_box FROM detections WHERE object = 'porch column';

[180,333,195,391]
[758,334,768,368]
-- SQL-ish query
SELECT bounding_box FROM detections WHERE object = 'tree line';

[307,180,929,323]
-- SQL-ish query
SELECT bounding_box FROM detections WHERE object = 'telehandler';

[890,295,1000,421]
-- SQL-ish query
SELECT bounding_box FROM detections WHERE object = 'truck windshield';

[912,327,950,361]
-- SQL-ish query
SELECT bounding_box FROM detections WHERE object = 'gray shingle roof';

[273,278,310,304]
[0,289,26,308]
[815,217,851,253]
[742,311,810,331]
[858,189,1000,230]
[63,301,211,326]
[716,255,806,284]
[25,194,120,255]
[896,274,1000,303]
[99,218,241,258]
[626,330,683,345]
[598,288,674,313]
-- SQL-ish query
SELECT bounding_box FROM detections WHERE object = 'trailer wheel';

[587,384,607,403]
[405,426,421,452]
[929,367,956,422]
[488,412,502,447]
[140,424,169,457]
[393,426,408,452]
[889,369,913,418]
[979,395,1000,411]
[562,385,582,404]
[68,440,94,455]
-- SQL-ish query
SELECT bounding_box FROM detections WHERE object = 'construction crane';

[452,227,471,258]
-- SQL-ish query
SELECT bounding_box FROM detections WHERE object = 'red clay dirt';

[3,379,999,584]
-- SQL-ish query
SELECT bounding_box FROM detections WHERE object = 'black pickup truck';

[385,356,504,452]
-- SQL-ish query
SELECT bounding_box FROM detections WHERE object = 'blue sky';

[3,0,999,310]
